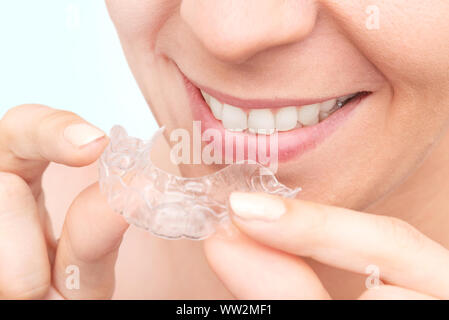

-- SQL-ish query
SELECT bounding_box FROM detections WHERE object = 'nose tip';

[181,0,318,63]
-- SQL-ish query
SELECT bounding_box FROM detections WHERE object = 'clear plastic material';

[99,126,301,240]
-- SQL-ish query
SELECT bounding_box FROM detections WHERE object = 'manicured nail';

[229,192,286,221]
[64,123,105,148]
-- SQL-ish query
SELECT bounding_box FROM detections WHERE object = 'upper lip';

[192,80,359,109]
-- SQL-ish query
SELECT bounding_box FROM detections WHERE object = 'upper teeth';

[201,90,356,134]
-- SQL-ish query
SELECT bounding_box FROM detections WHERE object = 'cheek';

[324,0,449,86]
[324,0,449,137]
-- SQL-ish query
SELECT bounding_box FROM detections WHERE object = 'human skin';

[105,0,449,209]
[1,0,449,299]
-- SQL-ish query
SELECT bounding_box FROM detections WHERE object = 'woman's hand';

[204,192,448,299]
[0,105,128,299]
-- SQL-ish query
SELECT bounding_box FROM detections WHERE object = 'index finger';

[228,192,449,299]
[0,104,107,182]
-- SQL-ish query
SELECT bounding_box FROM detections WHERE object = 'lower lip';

[183,76,368,163]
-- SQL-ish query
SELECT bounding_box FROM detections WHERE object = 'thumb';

[52,182,129,299]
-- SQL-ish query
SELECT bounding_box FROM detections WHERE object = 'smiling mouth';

[200,89,365,134]
[181,71,373,162]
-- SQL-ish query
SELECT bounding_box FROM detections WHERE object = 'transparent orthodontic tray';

[99,125,301,240]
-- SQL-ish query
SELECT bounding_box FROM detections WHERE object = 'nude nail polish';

[64,123,105,148]
[229,192,286,221]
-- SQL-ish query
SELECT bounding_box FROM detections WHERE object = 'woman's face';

[106,0,449,210]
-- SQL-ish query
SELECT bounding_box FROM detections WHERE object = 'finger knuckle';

[35,109,81,140]
[39,109,79,126]
[308,207,330,236]
[0,105,80,139]
[1,275,50,299]
[0,172,34,214]
[382,217,425,251]
[294,202,331,253]
[0,105,48,143]
[1,104,46,128]
[0,172,30,199]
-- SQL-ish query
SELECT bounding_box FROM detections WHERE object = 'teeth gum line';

[200,90,360,134]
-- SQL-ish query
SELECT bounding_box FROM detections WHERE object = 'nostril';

[180,0,318,63]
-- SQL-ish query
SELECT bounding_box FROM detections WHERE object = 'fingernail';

[230,192,286,221]
[64,123,105,148]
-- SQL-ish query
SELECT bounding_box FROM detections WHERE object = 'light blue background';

[0,0,158,138]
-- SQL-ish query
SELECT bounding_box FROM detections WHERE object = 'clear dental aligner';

[99,125,301,240]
